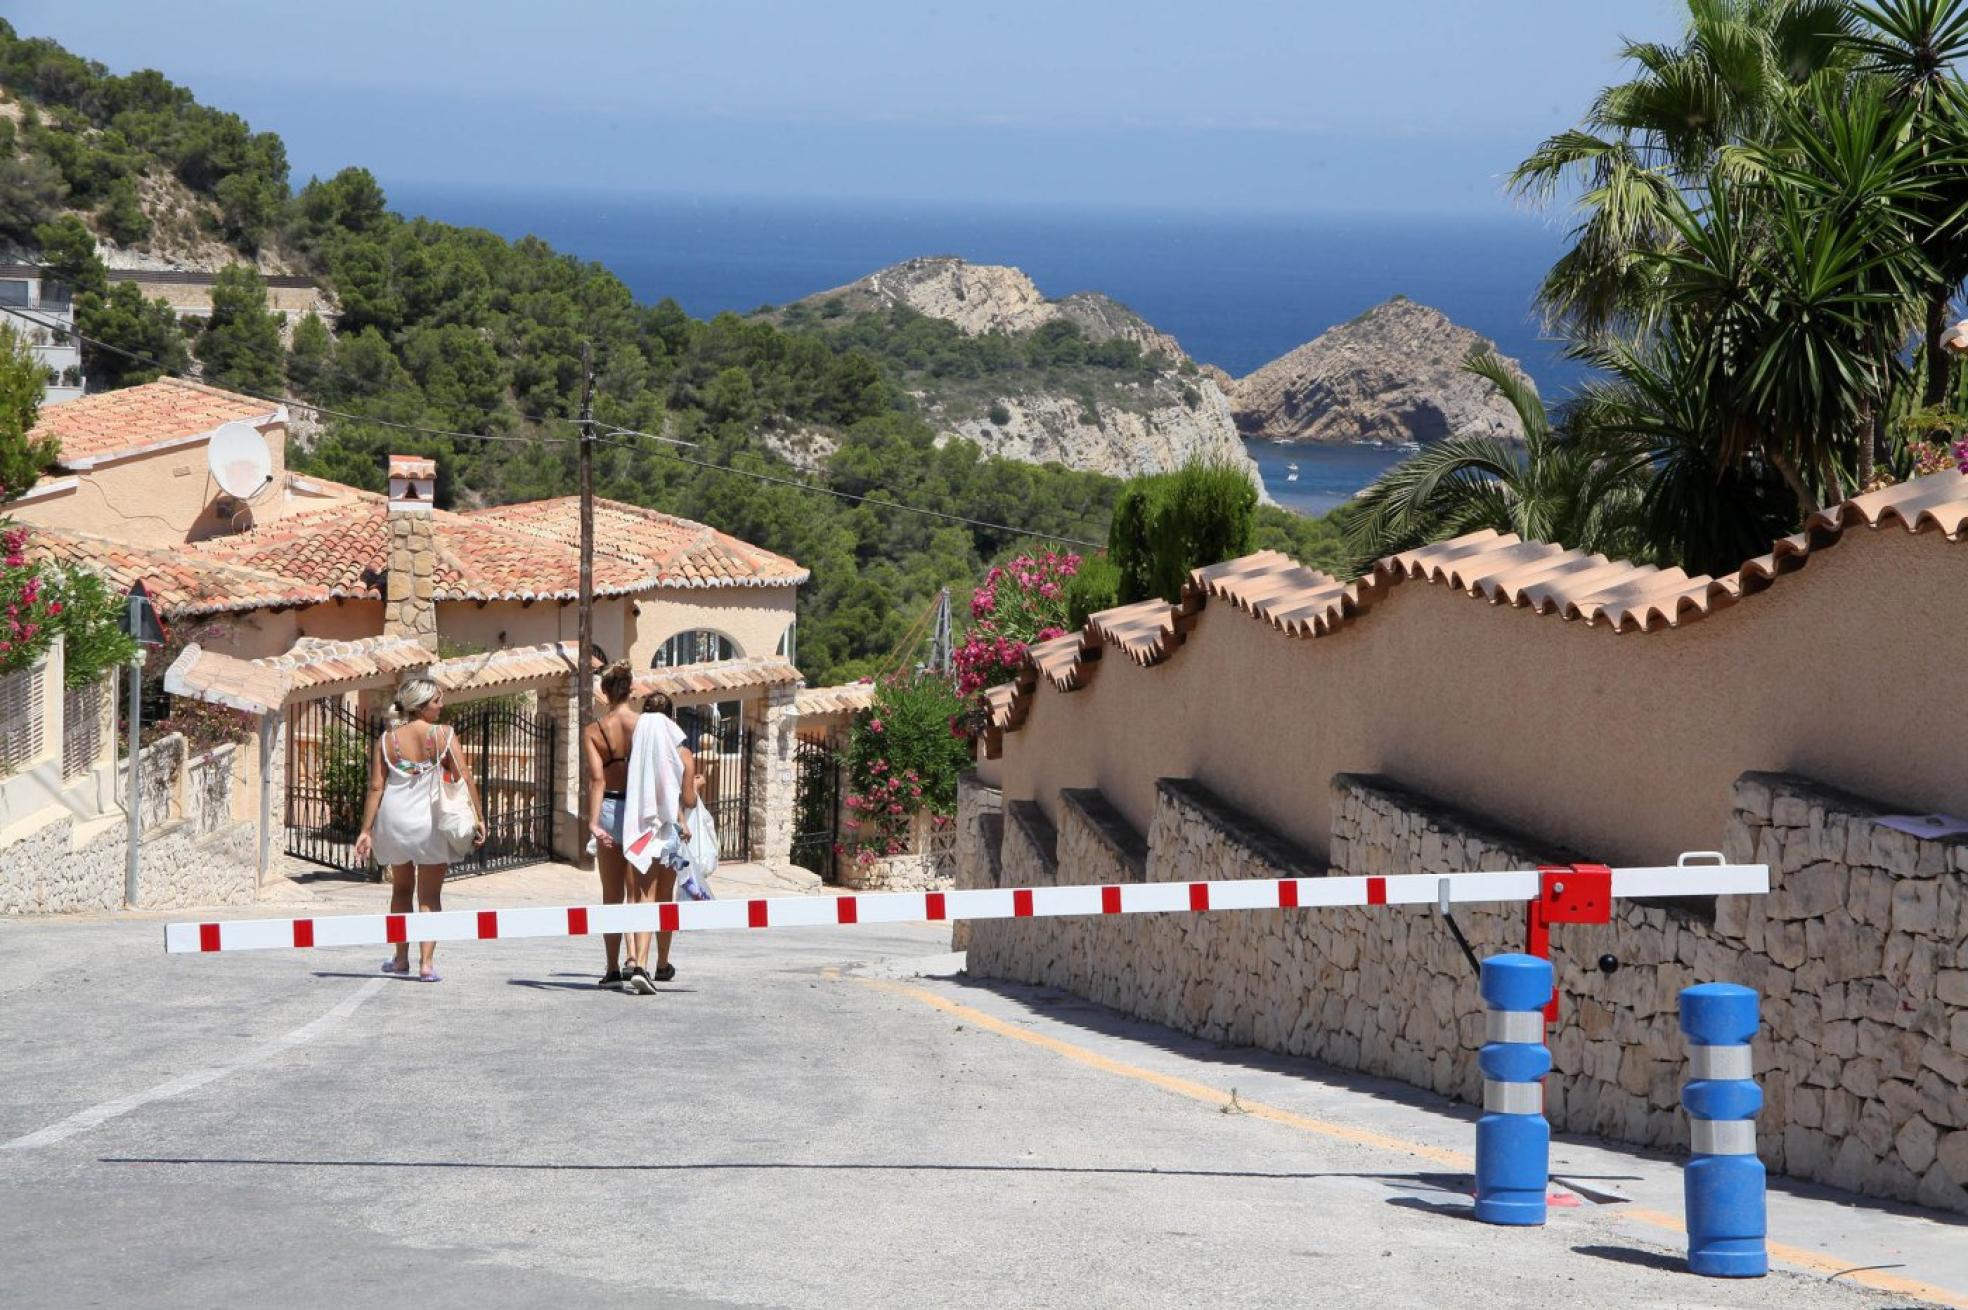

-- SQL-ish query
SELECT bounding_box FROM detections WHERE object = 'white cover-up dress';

[370,724,457,867]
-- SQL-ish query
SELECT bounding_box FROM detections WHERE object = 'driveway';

[2,878,1962,1308]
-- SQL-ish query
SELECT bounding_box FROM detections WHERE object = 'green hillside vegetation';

[778,300,1194,425]
[0,20,1343,683]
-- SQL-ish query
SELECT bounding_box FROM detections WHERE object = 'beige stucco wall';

[997,529,1966,867]
[439,598,634,664]
[14,421,287,548]
[628,587,797,668]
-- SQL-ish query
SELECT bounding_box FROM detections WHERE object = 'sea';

[389,185,1583,516]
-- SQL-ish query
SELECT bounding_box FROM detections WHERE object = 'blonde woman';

[352,677,485,982]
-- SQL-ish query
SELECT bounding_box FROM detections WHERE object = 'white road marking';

[2,977,388,1152]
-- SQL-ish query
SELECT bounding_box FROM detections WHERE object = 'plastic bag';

[679,801,718,899]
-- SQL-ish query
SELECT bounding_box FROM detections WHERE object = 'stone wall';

[748,683,798,868]
[0,734,259,914]
[953,769,1968,1214]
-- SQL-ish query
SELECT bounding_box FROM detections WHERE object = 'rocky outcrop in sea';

[1228,297,1533,446]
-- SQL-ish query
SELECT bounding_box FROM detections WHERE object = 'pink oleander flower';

[869,717,884,733]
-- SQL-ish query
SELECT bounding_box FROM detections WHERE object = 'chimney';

[384,454,438,641]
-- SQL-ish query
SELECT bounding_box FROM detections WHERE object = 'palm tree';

[1568,327,1800,574]
[1341,351,1650,571]
[1848,0,1968,405]
[1675,83,1941,498]
[1511,0,1857,338]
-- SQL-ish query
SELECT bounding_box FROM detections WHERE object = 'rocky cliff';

[1229,297,1532,446]
[785,258,1260,487]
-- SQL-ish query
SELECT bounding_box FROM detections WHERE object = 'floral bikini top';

[384,725,452,779]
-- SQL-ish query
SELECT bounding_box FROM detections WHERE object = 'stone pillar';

[384,455,439,642]
[540,673,589,866]
[748,682,799,868]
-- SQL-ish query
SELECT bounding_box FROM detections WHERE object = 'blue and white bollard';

[1680,982,1767,1278]
[1475,952,1552,1226]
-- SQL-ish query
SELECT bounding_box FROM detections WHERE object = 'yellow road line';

[851,973,1968,1309]
[1622,1208,1966,1309]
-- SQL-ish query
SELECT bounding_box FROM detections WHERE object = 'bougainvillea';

[0,524,59,678]
[841,671,970,866]
[951,551,1080,738]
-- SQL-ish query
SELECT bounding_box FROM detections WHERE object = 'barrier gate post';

[1680,982,1767,1277]
[1474,952,1552,1226]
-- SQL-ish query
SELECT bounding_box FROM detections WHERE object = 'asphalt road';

[1,907,1956,1309]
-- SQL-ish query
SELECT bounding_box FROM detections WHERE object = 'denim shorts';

[598,792,626,844]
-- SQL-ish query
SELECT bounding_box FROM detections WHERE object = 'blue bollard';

[1680,983,1767,1278]
[1475,953,1553,1226]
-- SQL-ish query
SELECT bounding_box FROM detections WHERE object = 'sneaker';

[652,962,676,983]
[628,966,657,995]
[597,969,623,988]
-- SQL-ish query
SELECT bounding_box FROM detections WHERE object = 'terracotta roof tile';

[795,681,877,716]
[26,526,332,617]
[162,643,292,717]
[984,469,1968,743]
[191,501,649,601]
[466,497,808,588]
[632,655,802,700]
[260,635,436,693]
[431,641,588,695]
[30,378,279,467]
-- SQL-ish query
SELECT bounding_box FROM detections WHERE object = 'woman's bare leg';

[626,868,659,968]
[597,845,627,974]
[654,865,678,971]
[388,863,416,971]
[415,863,446,973]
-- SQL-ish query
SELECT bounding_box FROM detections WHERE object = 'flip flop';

[382,958,409,975]
[419,967,442,983]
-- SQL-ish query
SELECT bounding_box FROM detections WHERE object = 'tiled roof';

[632,656,802,700]
[258,635,436,694]
[984,470,1968,754]
[794,680,877,717]
[162,643,292,717]
[191,501,651,602]
[431,641,589,696]
[29,378,280,467]
[466,497,809,588]
[388,454,436,481]
[26,526,331,617]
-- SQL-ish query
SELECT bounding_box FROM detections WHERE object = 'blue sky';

[11,0,1682,213]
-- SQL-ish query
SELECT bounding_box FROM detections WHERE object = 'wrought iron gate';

[285,695,556,878]
[445,700,557,876]
[674,707,753,863]
[285,695,382,873]
[791,737,844,883]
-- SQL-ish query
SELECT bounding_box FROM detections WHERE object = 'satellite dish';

[208,421,272,499]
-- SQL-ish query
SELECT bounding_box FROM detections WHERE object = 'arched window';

[652,629,737,668]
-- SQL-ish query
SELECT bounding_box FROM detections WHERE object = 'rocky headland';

[780,257,1261,487]
[1228,296,1533,446]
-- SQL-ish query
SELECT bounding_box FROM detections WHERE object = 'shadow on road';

[1571,1244,1688,1273]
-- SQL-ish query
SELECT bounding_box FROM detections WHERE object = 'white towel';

[622,712,687,874]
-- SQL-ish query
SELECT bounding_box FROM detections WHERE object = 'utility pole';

[575,341,595,861]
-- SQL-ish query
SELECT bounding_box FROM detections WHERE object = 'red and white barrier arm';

[163,858,1767,954]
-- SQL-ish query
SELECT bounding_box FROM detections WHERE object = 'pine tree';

[195,264,284,395]
[0,324,55,502]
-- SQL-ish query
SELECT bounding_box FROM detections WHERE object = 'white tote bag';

[432,727,478,857]
[679,800,719,899]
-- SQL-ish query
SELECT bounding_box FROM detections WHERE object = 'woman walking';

[583,660,642,988]
[618,690,696,993]
[352,677,485,982]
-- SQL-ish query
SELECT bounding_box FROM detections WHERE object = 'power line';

[589,431,1104,548]
[6,304,579,448]
[19,304,1103,547]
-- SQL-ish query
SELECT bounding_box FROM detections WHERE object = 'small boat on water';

[1285,461,1299,482]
